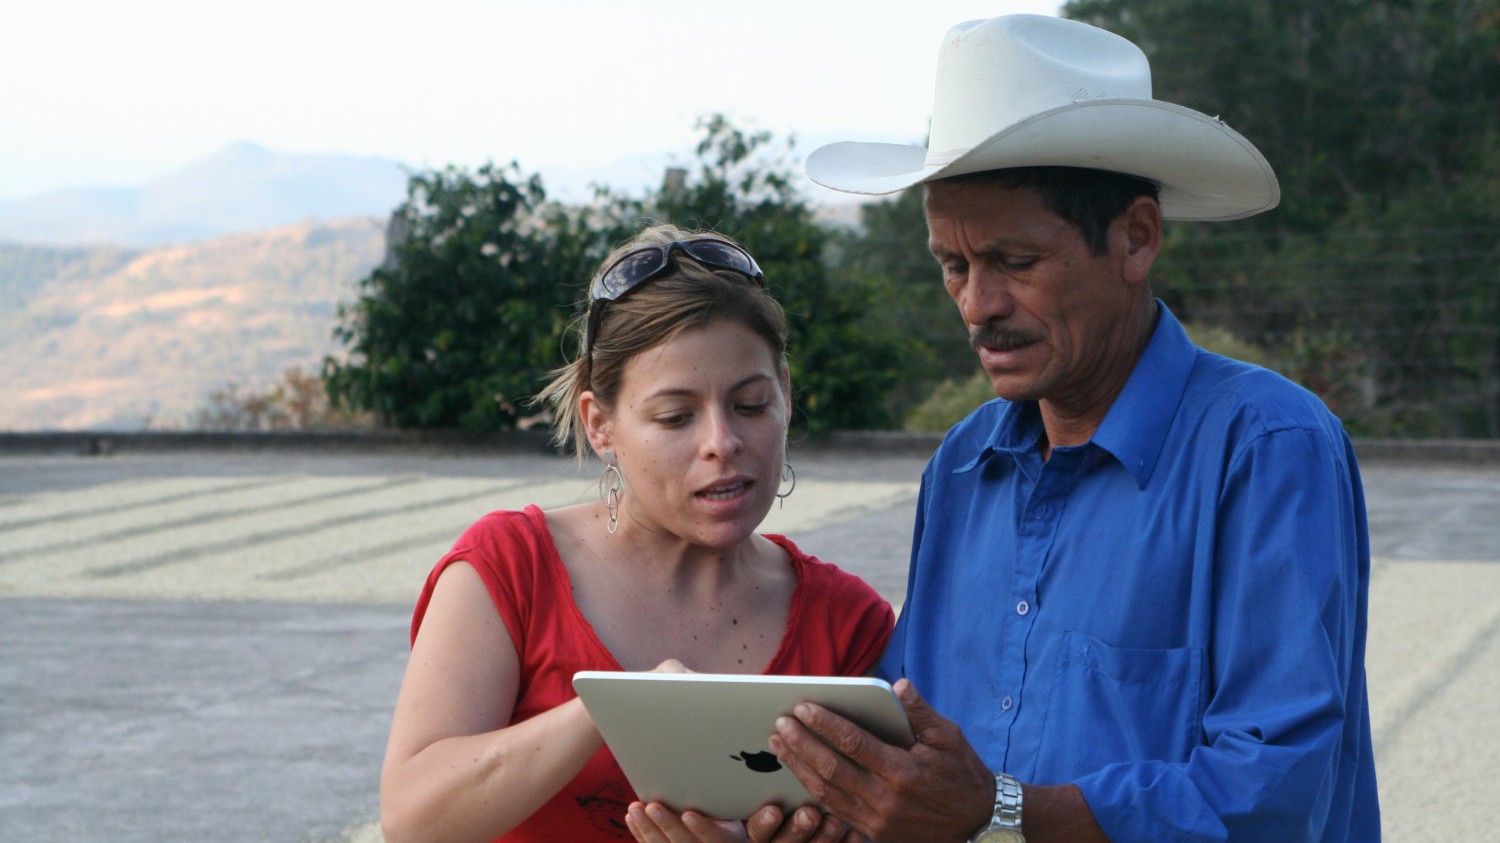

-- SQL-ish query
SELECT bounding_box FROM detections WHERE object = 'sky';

[0,0,1062,202]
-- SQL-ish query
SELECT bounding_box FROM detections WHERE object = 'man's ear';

[579,390,612,458]
[1118,195,1162,286]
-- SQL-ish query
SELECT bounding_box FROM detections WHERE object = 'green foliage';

[827,187,976,422]
[1180,322,1274,369]
[1274,142,1500,436]
[1275,322,1375,430]
[327,117,907,434]
[626,116,909,432]
[325,0,1498,439]
[904,370,996,433]
[1065,0,1500,234]
[325,164,604,431]
[193,367,374,432]
[592,115,905,433]
[1063,0,1499,437]
[1157,144,1500,436]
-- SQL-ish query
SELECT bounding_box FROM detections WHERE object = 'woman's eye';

[656,413,689,428]
[736,402,770,416]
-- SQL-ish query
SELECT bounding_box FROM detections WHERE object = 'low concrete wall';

[3,429,1498,465]
[1351,438,1500,466]
[2,429,1500,462]
[0,429,559,457]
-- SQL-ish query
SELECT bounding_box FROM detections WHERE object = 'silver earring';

[776,462,796,509]
[599,452,622,535]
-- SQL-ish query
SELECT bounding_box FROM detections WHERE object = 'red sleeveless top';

[410,505,894,842]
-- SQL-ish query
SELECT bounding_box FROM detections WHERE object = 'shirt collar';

[953,400,1044,474]
[952,301,1197,488]
[1091,301,1197,488]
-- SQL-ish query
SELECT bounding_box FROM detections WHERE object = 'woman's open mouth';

[699,481,752,501]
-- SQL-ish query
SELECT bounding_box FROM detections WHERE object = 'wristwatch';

[970,772,1025,842]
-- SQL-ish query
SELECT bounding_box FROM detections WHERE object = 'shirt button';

[1001,695,1014,711]
[1016,600,1030,616]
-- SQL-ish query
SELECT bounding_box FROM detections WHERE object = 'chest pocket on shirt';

[1034,630,1207,778]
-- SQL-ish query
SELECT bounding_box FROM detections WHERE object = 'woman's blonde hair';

[533,224,789,457]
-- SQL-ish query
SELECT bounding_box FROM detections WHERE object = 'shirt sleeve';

[800,554,896,676]
[1076,426,1372,842]
[409,509,536,654]
[877,465,934,684]
[843,578,897,676]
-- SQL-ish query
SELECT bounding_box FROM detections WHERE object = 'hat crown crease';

[926,16,1150,166]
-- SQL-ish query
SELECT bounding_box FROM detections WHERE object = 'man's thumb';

[895,679,949,740]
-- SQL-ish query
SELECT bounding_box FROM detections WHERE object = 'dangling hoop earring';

[599,452,623,534]
[776,461,796,509]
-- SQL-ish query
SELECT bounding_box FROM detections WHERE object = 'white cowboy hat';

[806,14,1279,221]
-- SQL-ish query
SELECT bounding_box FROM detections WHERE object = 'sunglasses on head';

[584,237,767,372]
[590,237,766,303]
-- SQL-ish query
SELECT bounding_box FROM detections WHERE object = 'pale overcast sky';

[0,0,1061,201]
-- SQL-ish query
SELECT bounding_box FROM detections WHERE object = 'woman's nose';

[700,409,743,459]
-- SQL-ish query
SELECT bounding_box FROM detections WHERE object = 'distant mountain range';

[0,142,875,431]
[0,142,410,248]
[0,220,385,430]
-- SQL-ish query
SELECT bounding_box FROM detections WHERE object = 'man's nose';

[956,267,1016,327]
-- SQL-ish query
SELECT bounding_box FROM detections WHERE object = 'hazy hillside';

[0,219,385,430]
[0,142,409,248]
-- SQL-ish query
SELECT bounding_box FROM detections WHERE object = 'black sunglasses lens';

[597,249,668,300]
[593,238,762,305]
[683,240,753,275]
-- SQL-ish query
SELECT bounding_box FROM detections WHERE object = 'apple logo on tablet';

[730,751,782,773]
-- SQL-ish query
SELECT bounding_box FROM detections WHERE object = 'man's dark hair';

[933,167,1160,256]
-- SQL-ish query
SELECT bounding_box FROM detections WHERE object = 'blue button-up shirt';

[879,303,1379,842]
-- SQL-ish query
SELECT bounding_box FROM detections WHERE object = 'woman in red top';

[379,224,894,843]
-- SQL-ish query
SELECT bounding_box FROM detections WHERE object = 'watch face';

[973,830,1025,843]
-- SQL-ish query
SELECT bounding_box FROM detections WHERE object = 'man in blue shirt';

[625,13,1378,843]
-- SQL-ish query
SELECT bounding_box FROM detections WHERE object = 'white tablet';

[572,671,914,820]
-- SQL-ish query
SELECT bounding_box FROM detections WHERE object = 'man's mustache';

[970,323,1044,353]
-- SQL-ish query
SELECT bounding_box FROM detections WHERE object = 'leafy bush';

[904,370,994,433]
[192,367,373,431]
[325,164,603,431]
[326,117,907,435]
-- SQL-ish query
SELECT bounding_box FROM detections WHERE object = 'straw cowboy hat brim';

[806,15,1280,222]
[808,99,1279,222]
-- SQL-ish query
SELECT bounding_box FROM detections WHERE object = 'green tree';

[1064,0,1500,436]
[598,115,907,433]
[1275,139,1500,436]
[325,164,602,431]
[326,117,907,435]
[1066,0,1500,233]
[827,186,978,423]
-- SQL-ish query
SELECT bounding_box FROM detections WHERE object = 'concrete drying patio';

[2,446,1496,841]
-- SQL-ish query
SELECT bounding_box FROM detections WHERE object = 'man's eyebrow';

[929,239,1028,262]
[928,241,962,261]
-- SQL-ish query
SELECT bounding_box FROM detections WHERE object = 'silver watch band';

[969,771,1024,842]
[992,771,1023,828]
